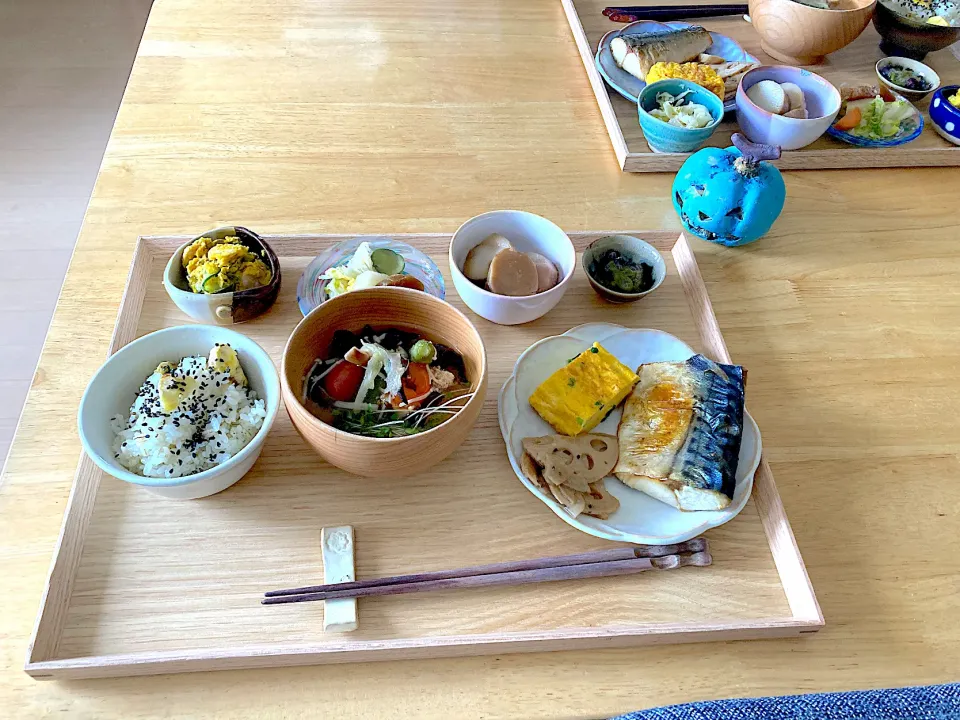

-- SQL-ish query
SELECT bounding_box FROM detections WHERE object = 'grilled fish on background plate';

[610,25,712,81]
[615,355,745,511]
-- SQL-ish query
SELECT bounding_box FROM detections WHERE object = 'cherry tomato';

[402,362,431,404]
[324,360,365,401]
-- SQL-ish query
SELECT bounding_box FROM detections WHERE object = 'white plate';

[498,323,762,545]
[595,21,758,113]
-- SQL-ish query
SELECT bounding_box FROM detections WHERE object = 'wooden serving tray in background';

[26,232,822,680]
[562,0,960,172]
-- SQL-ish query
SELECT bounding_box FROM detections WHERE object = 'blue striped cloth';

[611,684,960,720]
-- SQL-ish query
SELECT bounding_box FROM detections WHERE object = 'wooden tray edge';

[561,0,629,171]
[25,618,816,680]
[25,231,821,679]
[26,236,158,669]
[672,234,824,627]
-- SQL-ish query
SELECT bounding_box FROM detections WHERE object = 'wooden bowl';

[281,287,488,477]
[749,0,877,65]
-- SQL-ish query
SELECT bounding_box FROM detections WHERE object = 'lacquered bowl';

[873,0,960,60]
[637,79,724,154]
[736,66,841,150]
[281,288,488,477]
[930,85,960,145]
[164,226,281,325]
[749,0,877,65]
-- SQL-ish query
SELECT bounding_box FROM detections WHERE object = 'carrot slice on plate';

[833,107,862,131]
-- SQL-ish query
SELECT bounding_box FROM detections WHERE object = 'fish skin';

[611,26,712,80]
[614,355,744,511]
[670,355,743,503]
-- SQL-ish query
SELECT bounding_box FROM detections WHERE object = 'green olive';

[410,339,437,364]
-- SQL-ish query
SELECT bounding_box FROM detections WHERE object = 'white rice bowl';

[111,352,267,479]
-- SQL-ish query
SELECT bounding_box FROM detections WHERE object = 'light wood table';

[2,0,958,716]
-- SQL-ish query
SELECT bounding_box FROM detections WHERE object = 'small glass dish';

[296,236,445,316]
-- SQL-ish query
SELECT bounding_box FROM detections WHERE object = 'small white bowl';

[876,56,940,102]
[449,210,576,325]
[77,325,280,499]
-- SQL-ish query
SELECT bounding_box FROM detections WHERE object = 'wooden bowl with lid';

[281,287,488,477]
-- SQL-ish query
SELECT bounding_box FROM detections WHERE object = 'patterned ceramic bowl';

[929,85,960,146]
[637,79,724,154]
[736,66,841,151]
[163,226,281,325]
[297,237,444,316]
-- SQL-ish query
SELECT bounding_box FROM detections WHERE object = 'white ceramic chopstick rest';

[320,525,358,632]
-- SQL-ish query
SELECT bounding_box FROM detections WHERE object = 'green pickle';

[410,339,437,364]
[371,248,405,275]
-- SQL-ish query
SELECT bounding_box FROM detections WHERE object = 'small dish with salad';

[827,84,923,147]
[297,237,445,316]
[637,78,723,153]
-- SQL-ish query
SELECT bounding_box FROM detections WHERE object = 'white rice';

[111,351,267,479]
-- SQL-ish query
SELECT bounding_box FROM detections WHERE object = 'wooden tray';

[562,0,960,172]
[26,232,822,680]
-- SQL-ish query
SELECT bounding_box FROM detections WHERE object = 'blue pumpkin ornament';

[672,133,785,247]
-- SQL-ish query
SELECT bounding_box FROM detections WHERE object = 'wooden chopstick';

[603,4,748,21]
[262,552,712,605]
[265,538,708,598]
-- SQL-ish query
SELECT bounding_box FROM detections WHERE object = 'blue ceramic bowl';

[297,237,445,316]
[637,79,723,154]
[930,85,960,146]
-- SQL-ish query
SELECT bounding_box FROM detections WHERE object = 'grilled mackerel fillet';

[609,26,712,81]
[614,355,745,512]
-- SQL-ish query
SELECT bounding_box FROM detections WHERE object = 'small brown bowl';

[582,235,666,303]
[281,288,488,477]
[164,226,281,325]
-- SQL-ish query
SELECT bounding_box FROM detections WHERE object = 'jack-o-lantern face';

[672,145,786,247]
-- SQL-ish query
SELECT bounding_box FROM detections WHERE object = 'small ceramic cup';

[637,79,724,154]
[582,235,666,303]
[164,226,281,325]
[929,85,960,146]
[876,56,940,102]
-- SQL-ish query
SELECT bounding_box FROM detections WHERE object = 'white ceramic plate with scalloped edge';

[498,323,761,545]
